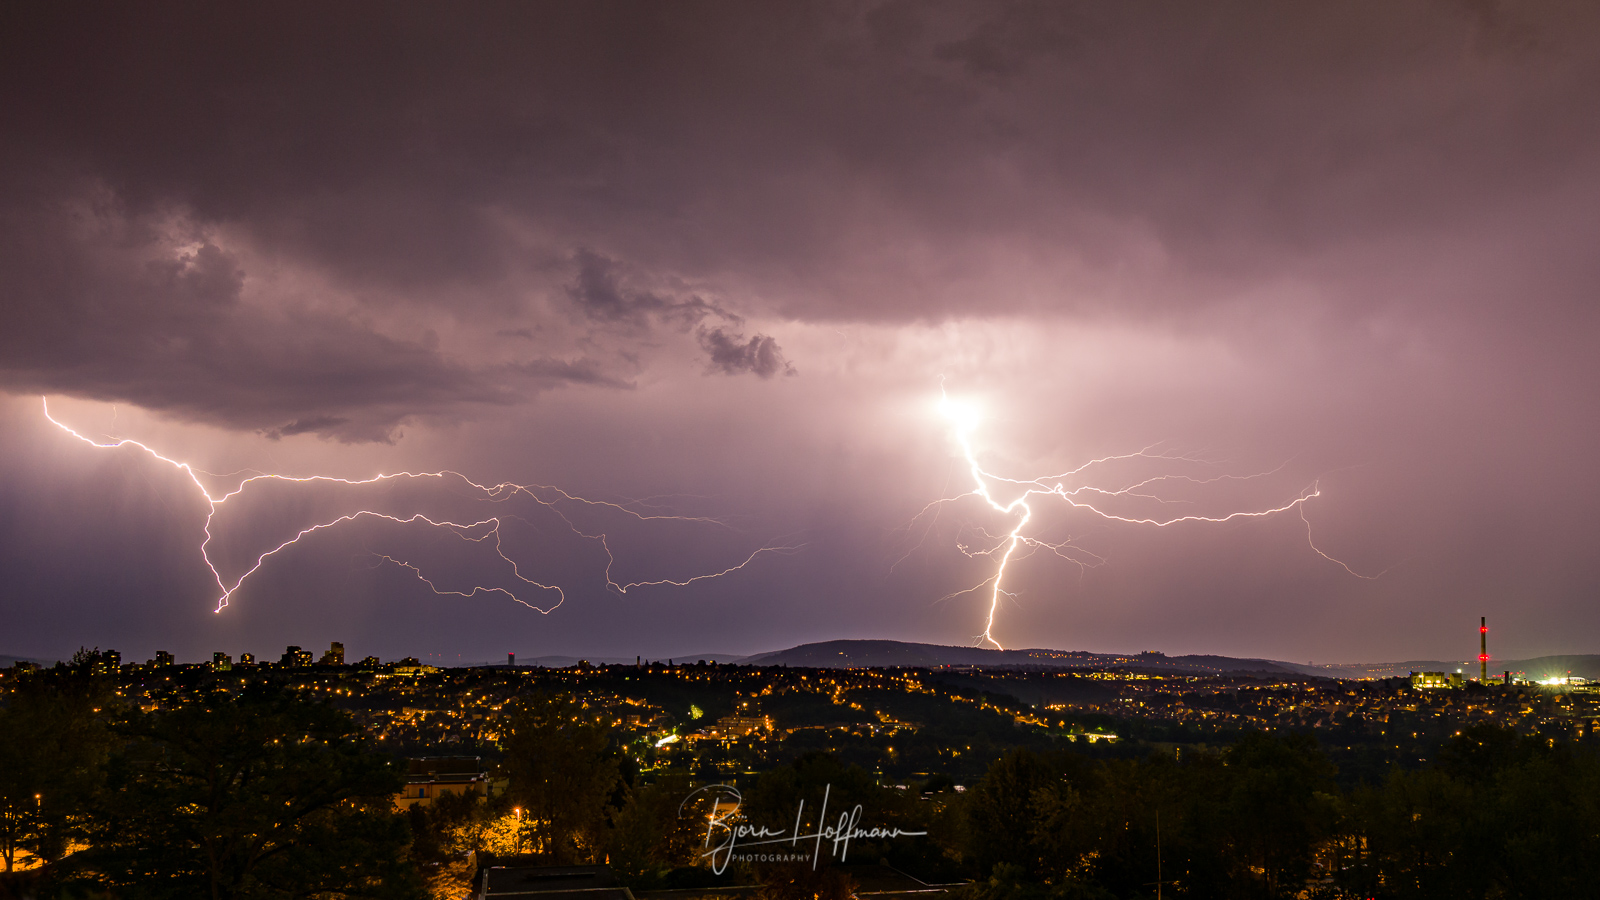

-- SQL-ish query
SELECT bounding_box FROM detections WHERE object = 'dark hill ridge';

[0,654,56,668]
[735,639,1301,676]
[732,641,1600,681]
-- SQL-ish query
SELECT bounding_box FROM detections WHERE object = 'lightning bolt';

[929,388,1381,649]
[42,397,799,614]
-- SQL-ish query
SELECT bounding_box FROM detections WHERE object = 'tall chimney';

[1479,617,1488,683]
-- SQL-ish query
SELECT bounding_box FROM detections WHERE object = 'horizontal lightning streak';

[601,535,807,593]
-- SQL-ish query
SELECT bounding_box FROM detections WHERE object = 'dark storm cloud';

[0,178,626,441]
[567,250,733,329]
[5,1,1599,367]
[565,249,794,376]
[263,416,353,441]
[509,357,635,391]
[697,328,795,379]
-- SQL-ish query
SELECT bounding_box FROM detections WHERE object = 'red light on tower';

[1479,616,1488,684]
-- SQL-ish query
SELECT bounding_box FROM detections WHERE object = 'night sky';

[3,2,1599,666]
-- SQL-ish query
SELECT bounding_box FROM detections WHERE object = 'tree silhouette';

[73,688,422,899]
[0,670,109,873]
[499,692,621,863]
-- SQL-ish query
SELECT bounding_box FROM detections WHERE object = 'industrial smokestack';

[1479,617,1488,684]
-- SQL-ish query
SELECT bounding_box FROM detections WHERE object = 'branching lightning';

[923,389,1381,649]
[42,397,800,614]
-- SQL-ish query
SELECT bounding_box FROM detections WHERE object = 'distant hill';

[0,654,58,668]
[732,641,1600,680]
[735,639,1302,676]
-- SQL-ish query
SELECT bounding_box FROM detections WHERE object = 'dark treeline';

[950,729,1600,899]
[0,666,420,899]
[3,660,1600,899]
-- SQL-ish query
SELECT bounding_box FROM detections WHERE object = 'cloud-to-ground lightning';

[42,397,800,614]
[920,390,1381,649]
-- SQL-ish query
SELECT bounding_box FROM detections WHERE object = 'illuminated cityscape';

[6,636,1600,894]
[17,640,1594,771]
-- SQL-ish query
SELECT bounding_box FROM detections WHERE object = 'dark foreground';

[2,652,1598,899]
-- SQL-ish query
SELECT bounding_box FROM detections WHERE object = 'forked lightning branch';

[925,389,1380,649]
[42,397,801,615]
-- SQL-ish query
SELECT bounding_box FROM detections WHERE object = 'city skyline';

[4,4,1600,664]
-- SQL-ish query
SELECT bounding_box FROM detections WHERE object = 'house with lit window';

[395,757,489,809]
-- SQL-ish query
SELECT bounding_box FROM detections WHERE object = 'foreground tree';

[1345,724,1600,900]
[961,748,1063,877]
[0,665,111,873]
[1211,731,1339,897]
[73,688,422,900]
[605,774,703,887]
[952,734,1338,899]
[408,790,522,898]
[499,692,621,863]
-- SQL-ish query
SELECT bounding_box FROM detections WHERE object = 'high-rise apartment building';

[90,650,121,675]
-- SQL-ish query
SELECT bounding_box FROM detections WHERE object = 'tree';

[1347,725,1600,900]
[948,862,1114,900]
[73,688,422,900]
[605,774,702,887]
[498,692,621,863]
[1213,732,1338,898]
[0,670,110,873]
[962,748,1058,877]
[408,790,509,898]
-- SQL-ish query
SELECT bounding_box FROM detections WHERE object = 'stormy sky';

[3,1,1599,665]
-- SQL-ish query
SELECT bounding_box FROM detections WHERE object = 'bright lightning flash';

[43,397,800,614]
[926,389,1379,650]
